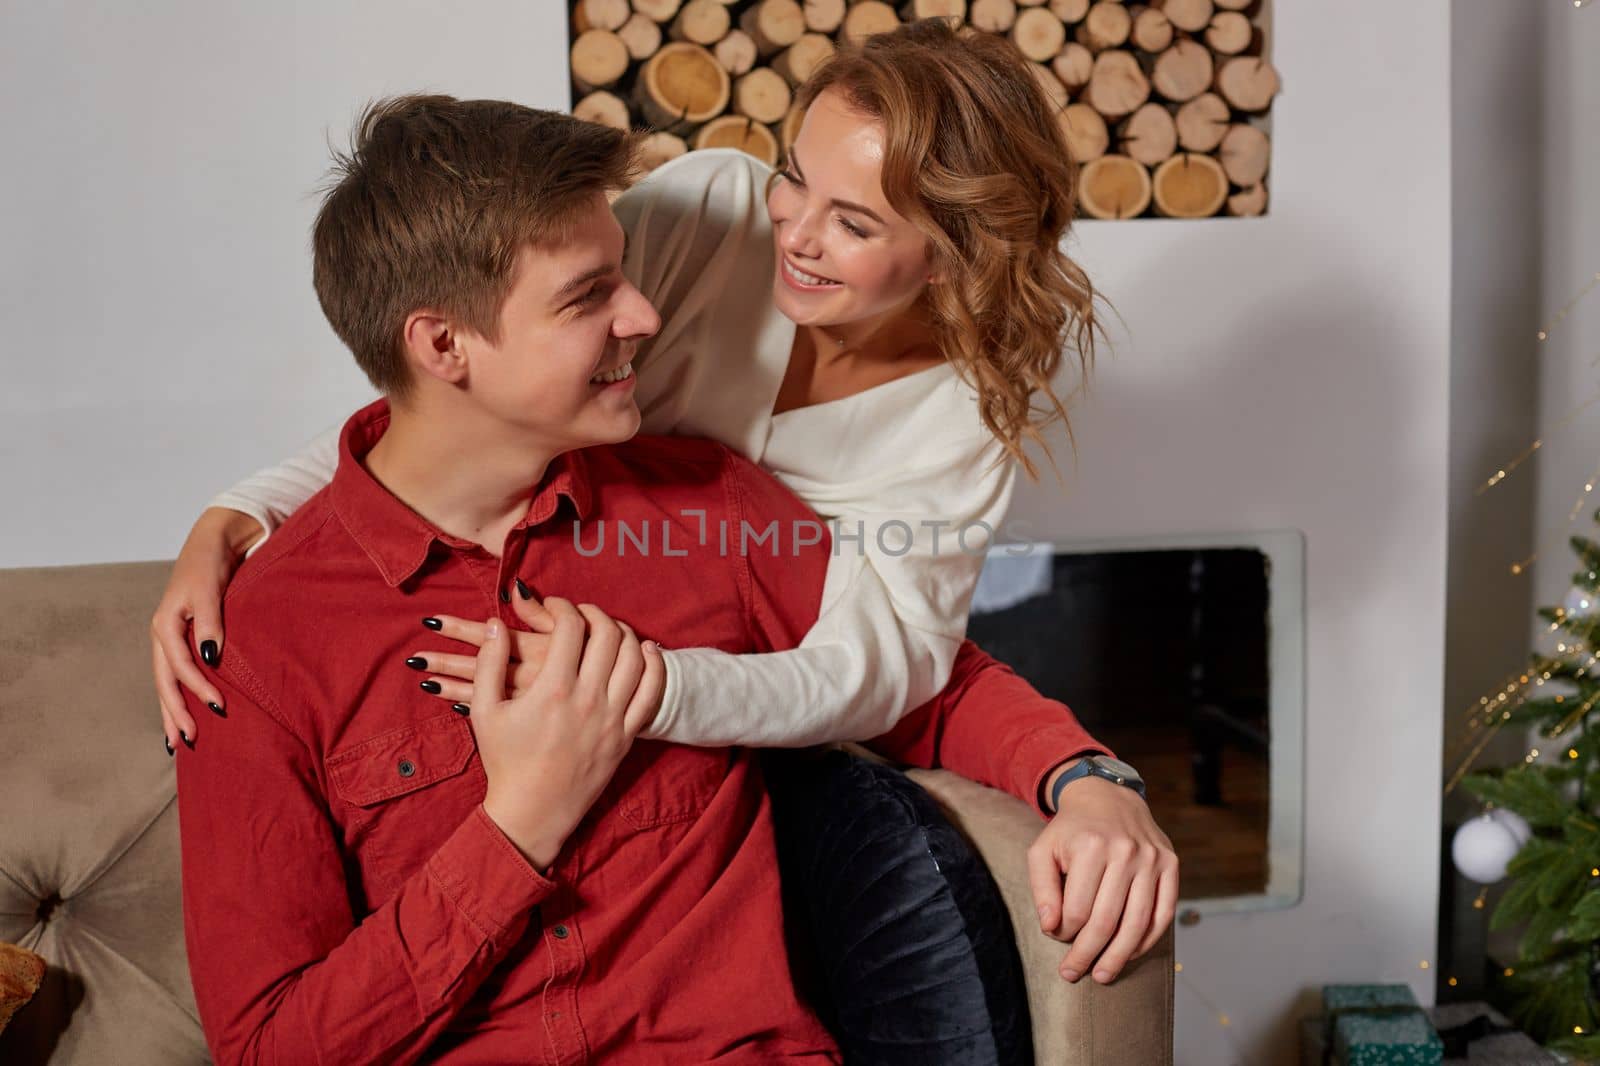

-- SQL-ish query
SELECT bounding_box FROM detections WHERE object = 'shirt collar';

[329,399,593,587]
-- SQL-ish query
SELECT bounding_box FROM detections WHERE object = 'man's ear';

[402,310,469,385]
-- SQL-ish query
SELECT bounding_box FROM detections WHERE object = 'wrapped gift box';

[1321,984,1444,1066]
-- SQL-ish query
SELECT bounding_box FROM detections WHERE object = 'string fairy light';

[1171,962,1263,1064]
[1537,271,1600,343]
[1472,269,1600,510]
[1474,385,1600,496]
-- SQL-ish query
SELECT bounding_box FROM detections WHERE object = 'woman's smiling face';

[765,88,936,330]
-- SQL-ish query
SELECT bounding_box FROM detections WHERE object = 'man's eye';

[574,285,607,308]
[780,169,804,187]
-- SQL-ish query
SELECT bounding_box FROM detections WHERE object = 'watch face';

[1093,756,1142,783]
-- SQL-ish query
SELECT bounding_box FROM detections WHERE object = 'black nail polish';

[420,680,442,695]
[199,640,219,667]
[422,617,443,631]
[180,731,195,751]
[451,703,471,716]
[516,578,532,600]
[499,587,511,604]
[405,656,428,671]
[165,737,175,757]
[208,702,226,718]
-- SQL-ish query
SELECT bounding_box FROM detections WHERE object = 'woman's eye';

[837,217,866,238]
[780,169,804,187]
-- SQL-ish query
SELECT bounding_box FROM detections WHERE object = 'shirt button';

[552,924,570,939]
[398,759,416,778]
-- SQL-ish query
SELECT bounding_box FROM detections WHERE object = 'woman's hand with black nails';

[150,507,263,752]
[407,592,559,706]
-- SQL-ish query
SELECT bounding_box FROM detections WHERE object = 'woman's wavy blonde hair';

[793,18,1104,479]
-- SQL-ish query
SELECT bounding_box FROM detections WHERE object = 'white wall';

[2,3,1454,1065]
[1008,2,1453,1061]
[0,1,567,567]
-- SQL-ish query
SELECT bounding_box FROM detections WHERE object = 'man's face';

[463,192,660,453]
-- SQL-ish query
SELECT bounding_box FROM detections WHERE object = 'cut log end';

[574,90,632,130]
[1078,154,1152,219]
[695,114,781,165]
[637,42,732,130]
[1118,101,1177,167]
[1226,180,1268,217]
[1152,152,1228,217]
[1174,91,1229,152]
[571,30,631,94]
[1215,55,1281,113]
[1218,121,1270,185]
[734,66,794,124]
[1013,7,1068,61]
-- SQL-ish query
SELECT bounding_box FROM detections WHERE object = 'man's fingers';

[155,614,225,710]
[1134,860,1180,958]
[509,589,556,634]
[471,618,511,710]
[605,622,646,716]
[1060,855,1132,980]
[541,598,586,683]
[509,659,542,698]
[1088,871,1156,983]
[511,630,550,673]
[575,604,624,694]
[1026,843,1065,935]
[621,639,666,738]
[1053,845,1107,945]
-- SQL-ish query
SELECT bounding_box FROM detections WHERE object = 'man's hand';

[474,598,665,870]
[1027,765,1179,986]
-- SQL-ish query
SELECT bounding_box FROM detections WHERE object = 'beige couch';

[0,560,1173,1065]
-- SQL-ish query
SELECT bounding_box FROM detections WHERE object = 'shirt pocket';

[328,712,483,899]
[611,741,732,831]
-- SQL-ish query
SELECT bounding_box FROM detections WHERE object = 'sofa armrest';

[904,766,1175,1066]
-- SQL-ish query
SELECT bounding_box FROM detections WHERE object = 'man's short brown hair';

[311,94,639,398]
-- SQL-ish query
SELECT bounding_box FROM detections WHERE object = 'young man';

[175,95,1175,1064]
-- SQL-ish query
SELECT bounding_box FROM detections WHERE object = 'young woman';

[152,20,1100,757]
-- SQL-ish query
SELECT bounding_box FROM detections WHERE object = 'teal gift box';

[1322,984,1443,1066]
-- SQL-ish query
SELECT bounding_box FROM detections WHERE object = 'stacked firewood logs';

[569,0,1279,218]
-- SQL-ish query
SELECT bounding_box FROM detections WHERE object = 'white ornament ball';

[1564,586,1599,619]
[1451,811,1530,884]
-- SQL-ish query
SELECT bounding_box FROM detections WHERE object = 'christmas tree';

[1458,529,1600,1058]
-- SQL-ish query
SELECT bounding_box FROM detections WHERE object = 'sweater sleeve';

[643,437,1016,747]
[611,148,790,459]
[208,424,341,552]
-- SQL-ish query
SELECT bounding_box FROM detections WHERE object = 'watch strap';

[1049,755,1146,812]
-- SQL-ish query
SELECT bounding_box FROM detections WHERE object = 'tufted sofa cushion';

[0,562,209,1065]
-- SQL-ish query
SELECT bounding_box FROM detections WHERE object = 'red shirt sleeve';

[722,451,1113,815]
[176,671,555,1065]
[864,639,1115,818]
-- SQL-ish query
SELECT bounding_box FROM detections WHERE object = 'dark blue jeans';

[762,749,1033,1066]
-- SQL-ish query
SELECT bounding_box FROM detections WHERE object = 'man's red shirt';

[176,399,1107,1064]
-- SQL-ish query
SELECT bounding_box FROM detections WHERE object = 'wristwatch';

[1049,754,1147,811]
